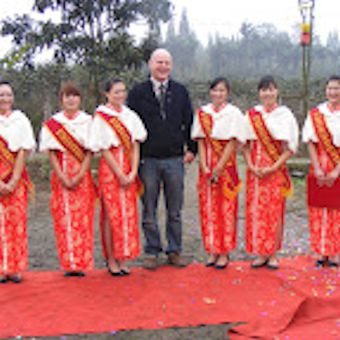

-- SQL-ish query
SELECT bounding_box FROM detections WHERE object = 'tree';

[163,8,200,80]
[1,0,173,103]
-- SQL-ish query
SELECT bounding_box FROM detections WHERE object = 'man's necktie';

[159,83,166,120]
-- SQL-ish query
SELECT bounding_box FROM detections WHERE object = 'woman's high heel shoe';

[120,268,130,275]
[315,256,328,267]
[215,255,229,270]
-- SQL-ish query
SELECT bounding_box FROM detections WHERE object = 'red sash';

[0,134,33,193]
[310,108,340,167]
[96,111,143,196]
[44,118,86,163]
[198,109,241,200]
[307,108,340,209]
[247,108,293,197]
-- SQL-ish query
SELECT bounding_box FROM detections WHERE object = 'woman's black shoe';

[108,268,123,276]
[251,258,268,268]
[64,271,85,277]
[215,263,228,270]
[315,259,326,267]
[8,274,22,283]
[206,255,219,267]
[215,255,229,270]
[315,256,328,267]
[266,258,279,270]
[267,263,279,270]
[0,276,7,283]
[328,261,339,268]
[74,271,85,277]
[120,268,130,275]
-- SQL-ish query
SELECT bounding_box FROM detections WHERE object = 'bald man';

[128,48,197,269]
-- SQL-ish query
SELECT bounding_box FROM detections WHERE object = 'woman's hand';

[324,167,339,187]
[314,166,326,186]
[247,163,262,177]
[0,181,6,195]
[258,166,275,178]
[68,152,92,190]
[0,177,20,195]
[200,163,211,178]
[68,175,82,189]
[125,170,137,186]
[116,170,131,187]
[60,174,73,189]
[212,163,223,176]
[211,163,224,183]
[0,180,11,196]
[5,179,18,194]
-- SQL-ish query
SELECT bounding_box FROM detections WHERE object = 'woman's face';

[0,84,14,114]
[210,82,229,107]
[259,84,278,108]
[106,82,127,106]
[61,93,81,113]
[326,80,340,107]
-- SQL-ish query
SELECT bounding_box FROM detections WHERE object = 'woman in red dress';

[89,79,147,276]
[40,82,96,276]
[244,76,299,269]
[0,80,36,283]
[302,75,340,267]
[191,77,245,269]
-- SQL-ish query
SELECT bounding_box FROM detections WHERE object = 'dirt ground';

[20,155,310,340]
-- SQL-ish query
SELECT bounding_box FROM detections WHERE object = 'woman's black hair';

[326,75,340,85]
[0,80,11,87]
[209,77,230,93]
[257,76,278,91]
[104,78,125,92]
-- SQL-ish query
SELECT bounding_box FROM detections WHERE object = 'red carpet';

[0,256,339,339]
[229,256,340,339]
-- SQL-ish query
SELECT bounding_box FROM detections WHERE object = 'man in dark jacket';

[128,48,196,269]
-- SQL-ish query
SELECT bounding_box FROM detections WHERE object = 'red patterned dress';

[0,110,35,275]
[244,105,299,255]
[89,105,147,261]
[191,103,245,254]
[40,111,96,271]
[302,103,340,255]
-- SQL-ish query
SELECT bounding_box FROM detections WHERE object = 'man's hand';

[183,151,195,164]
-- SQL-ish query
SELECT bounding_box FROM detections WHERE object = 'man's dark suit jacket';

[127,79,197,159]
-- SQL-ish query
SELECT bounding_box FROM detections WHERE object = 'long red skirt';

[198,140,238,254]
[245,140,286,255]
[98,147,140,261]
[0,178,28,275]
[308,144,340,255]
[51,152,96,271]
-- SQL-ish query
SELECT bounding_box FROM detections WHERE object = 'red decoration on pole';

[300,32,311,46]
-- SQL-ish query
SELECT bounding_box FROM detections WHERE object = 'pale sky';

[170,0,339,43]
[0,0,339,59]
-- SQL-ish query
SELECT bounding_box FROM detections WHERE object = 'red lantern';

[301,32,311,46]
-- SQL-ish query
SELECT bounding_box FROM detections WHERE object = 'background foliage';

[1,3,338,138]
